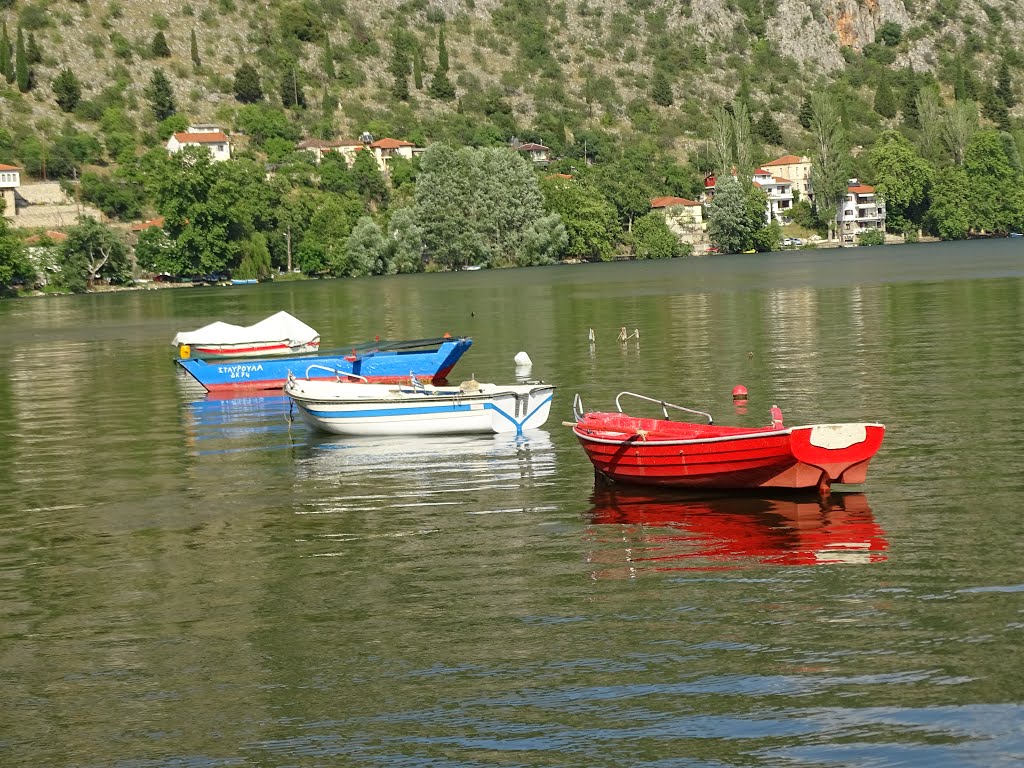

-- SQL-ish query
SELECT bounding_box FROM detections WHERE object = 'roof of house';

[517,143,550,151]
[548,173,574,180]
[848,184,875,193]
[172,131,228,144]
[25,230,68,244]
[0,163,20,171]
[651,196,700,208]
[370,138,415,149]
[131,216,165,232]
[764,154,806,166]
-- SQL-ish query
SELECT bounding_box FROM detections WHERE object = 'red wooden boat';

[572,392,885,493]
[584,486,888,574]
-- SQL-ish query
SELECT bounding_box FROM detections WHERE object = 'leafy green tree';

[145,69,176,121]
[857,229,885,245]
[539,175,621,262]
[474,147,563,266]
[190,29,200,67]
[61,217,132,288]
[0,23,12,83]
[592,161,654,232]
[351,149,389,211]
[52,68,82,113]
[651,70,673,107]
[151,30,170,57]
[234,104,299,145]
[876,21,902,46]
[630,212,688,259]
[706,177,763,254]
[0,200,34,291]
[134,226,184,276]
[15,26,29,92]
[233,63,263,103]
[868,130,932,235]
[961,130,1024,234]
[318,152,355,195]
[235,233,272,280]
[942,99,978,165]
[874,78,898,118]
[809,91,850,240]
[344,216,388,275]
[754,109,783,146]
[79,171,144,220]
[517,214,567,266]
[385,206,424,273]
[915,86,944,162]
[414,143,486,269]
[295,192,364,275]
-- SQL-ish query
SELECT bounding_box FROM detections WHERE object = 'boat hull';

[574,413,884,491]
[286,379,555,436]
[176,338,473,392]
[183,340,320,360]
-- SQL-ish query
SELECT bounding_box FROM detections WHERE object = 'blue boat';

[176,336,473,393]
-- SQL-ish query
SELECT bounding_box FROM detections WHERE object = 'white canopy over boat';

[172,311,320,349]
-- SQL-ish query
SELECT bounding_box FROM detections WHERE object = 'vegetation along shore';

[1,1,1022,295]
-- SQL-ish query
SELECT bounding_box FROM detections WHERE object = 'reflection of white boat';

[292,430,556,493]
[284,375,555,436]
[173,311,320,359]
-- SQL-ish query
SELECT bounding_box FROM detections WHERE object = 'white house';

[650,196,704,231]
[704,168,793,225]
[752,168,794,224]
[515,142,552,164]
[837,180,886,243]
[0,163,20,220]
[167,129,232,161]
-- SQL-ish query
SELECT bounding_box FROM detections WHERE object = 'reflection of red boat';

[585,485,888,574]
[572,392,885,493]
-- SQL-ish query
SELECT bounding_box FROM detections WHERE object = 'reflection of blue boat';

[231,278,258,285]
[175,336,473,393]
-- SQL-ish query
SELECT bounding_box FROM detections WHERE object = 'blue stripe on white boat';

[304,404,475,418]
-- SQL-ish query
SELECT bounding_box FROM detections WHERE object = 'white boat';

[284,371,556,436]
[172,311,320,359]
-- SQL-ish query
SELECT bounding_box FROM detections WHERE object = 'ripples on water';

[3,247,1024,766]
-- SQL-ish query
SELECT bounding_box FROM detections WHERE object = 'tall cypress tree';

[0,23,12,83]
[996,61,1015,107]
[427,27,454,100]
[874,78,898,118]
[190,29,201,67]
[145,69,176,120]
[151,31,171,58]
[15,27,29,92]
[651,70,673,107]
[323,37,336,79]
[26,31,41,65]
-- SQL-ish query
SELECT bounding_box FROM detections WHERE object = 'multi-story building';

[762,154,813,201]
[836,180,886,243]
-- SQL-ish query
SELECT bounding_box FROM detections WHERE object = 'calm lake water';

[2,239,1023,767]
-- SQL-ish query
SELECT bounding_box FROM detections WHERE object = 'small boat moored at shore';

[572,391,885,494]
[285,372,555,436]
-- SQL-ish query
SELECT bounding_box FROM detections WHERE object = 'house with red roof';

[837,180,886,243]
[762,154,812,201]
[368,137,424,172]
[297,138,364,164]
[515,142,552,164]
[650,196,704,229]
[0,163,21,220]
[166,127,232,161]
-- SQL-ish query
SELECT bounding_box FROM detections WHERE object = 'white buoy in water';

[514,351,532,367]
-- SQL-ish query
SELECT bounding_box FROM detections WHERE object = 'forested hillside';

[0,0,1022,293]
[1,0,1021,167]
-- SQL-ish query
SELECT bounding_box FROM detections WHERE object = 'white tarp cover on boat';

[172,311,320,347]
